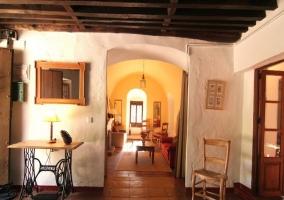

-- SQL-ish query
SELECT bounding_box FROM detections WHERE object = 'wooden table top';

[8,140,84,150]
[136,141,155,147]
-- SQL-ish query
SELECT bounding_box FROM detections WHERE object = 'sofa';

[161,136,177,168]
[110,131,127,147]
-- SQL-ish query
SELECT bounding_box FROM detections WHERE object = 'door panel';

[0,48,13,184]
[262,160,282,195]
[259,70,284,196]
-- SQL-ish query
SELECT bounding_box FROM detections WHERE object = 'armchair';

[152,122,169,146]
[160,136,177,168]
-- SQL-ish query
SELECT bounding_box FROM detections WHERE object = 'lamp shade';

[140,75,146,88]
[43,109,60,122]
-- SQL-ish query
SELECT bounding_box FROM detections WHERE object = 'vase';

[142,138,146,146]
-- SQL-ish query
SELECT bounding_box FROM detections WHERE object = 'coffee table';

[136,141,155,164]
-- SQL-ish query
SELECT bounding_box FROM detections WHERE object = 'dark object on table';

[60,130,72,145]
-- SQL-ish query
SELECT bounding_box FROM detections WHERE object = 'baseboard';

[12,185,103,193]
[234,182,254,200]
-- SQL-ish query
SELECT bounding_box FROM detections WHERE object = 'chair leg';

[203,180,206,198]
[191,172,196,200]
[219,179,224,200]
[223,180,226,200]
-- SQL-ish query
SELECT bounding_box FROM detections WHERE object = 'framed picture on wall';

[206,80,226,110]
[153,101,161,127]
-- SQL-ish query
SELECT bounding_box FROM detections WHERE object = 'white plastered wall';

[0,32,200,186]
[235,2,284,188]
[185,45,242,188]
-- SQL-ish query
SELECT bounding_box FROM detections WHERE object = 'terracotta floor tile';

[130,180,147,188]
[146,180,163,187]
[147,187,167,197]
[164,187,185,197]
[12,147,243,200]
[110,188,130,197]
[113,180,130,188]
[129,188,147,197]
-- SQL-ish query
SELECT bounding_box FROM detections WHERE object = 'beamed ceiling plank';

[0,23,241,43]
[63,5,86,30]
[0,0,277,43]
[0,9,265,21]
[0,1,277,10]
[0,17,256,28]
[0,20,247,33]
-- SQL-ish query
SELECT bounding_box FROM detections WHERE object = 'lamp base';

[47,140,56,144]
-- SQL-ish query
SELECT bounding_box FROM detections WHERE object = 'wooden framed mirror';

[114,99,122,126]
[153,101,161,127]
[35,61,85,105]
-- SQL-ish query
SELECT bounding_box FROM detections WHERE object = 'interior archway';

[106,44,187,175]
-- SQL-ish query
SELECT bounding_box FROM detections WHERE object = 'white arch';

[107,44,188,72]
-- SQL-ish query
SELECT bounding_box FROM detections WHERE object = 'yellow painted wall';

[107,59,183,135]
[110,74,167,131]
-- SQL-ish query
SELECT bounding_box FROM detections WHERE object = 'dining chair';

[191,138,231,200]
[152,122,169,147]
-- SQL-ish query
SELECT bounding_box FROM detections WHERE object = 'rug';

[115,151,172,172]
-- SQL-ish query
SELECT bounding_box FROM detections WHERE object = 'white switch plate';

[87,117,93,123]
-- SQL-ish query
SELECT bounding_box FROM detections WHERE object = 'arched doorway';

[106,44,187,176]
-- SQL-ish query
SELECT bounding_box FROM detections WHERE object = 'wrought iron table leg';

[19,148,37,200]
[61,149,73,200]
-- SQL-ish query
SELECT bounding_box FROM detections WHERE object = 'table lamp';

[43,109,60,143]
[108,108,117,118]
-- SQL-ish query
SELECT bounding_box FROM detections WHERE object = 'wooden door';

[259,70,284,196]
[0,48,13,184]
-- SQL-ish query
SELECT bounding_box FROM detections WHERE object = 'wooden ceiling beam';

[0,9,265,21]
[0,20,248,33]
[163,0,178,27]
[0,0,277,43]
[0,23,241,43]
[0,17,256,27]
[63,5,86,30]
[0,1,277,11]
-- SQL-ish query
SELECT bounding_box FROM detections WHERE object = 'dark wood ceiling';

[0,0,278,43]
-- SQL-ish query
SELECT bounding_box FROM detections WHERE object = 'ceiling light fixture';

[140,60,146,88]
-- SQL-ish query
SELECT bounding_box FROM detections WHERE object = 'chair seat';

[193,169,228,181]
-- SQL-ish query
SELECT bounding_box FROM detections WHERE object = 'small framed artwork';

[206,80,226,110]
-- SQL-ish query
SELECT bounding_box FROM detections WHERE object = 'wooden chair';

[152,122,169,146]
[141,119,151,140]
[141,119,151,131]
[191,138,231,200]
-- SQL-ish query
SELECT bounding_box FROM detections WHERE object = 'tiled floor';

[12,144,243,200]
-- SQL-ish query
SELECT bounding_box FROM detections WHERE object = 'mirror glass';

[35,61,85,105]
[41,69,80,99]
[153,101,161,127]
[114,99,122,126]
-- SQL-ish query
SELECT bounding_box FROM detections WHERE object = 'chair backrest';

[161,122,169,136]
[142,119,151,130]
[203,138,231,175]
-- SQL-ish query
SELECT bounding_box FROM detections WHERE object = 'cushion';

[172,136,178,145]
[112,126,119,132]
[161,136,173,143]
